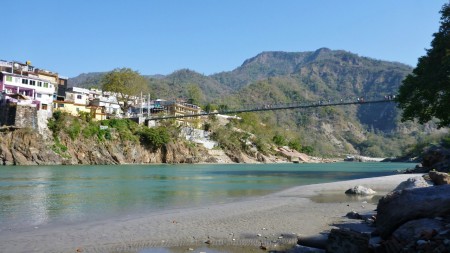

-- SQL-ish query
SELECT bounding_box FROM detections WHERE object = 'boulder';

[326,228,370,253]
[345,185,376,195]
[429,171,450,185]
[392,218,444,242]
[297,234,328,249]
[375,184,450,239]
[346,211,363,220]
[392,176,431,192]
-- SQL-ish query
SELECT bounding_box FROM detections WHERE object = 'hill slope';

[68,48,445,157]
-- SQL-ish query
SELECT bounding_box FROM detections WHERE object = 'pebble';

[278,236,283,239]
[188,248,194,251]
[416,240,427,246]
[257,233,262,237]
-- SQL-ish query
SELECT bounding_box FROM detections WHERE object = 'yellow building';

[53,101,107,121]
[162,100,202,127]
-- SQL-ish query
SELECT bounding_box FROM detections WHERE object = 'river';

[0,162,413,232]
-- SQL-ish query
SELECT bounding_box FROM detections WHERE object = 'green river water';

[0,162,413,233]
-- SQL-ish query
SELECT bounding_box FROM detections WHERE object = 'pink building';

[0,60,59,114]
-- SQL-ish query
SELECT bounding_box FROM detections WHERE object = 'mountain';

[68,72,105,88]
[68,48,442,157]
[147,69,232,101]
[211,48,411,91]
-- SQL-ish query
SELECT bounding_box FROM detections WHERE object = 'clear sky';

[1,0,447,77]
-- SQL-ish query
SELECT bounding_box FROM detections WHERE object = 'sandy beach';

[0,173,421,253]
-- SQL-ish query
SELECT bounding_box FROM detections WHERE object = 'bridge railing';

[144,96,396,121]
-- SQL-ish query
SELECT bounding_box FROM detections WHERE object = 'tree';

[396,3,450,128]
[101,68,149,114]
[186,83,203,105]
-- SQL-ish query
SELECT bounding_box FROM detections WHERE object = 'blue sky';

[1,0,447,77]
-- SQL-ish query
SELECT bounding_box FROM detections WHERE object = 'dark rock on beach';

[300,172,450,253]
[326,228,370,253]
[429,170,450,185]
[375,184,450,239]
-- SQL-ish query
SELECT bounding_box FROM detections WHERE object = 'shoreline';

[0,173,420,253]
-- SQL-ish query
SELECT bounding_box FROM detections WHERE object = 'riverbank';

[0,174,419,253]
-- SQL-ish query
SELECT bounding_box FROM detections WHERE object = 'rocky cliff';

[0,128,212,166]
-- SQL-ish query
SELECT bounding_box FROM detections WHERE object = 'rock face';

[0,128,213,165]
[345,185,376,195]
[0,129,61,165]
[375,184,450,239]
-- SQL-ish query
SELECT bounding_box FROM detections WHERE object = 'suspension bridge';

[146,97,396,121]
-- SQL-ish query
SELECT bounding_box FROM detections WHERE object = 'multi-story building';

[56,76,68,101]
[65,87,91,105]
[0,60,58,115]
[89,95,121,118]
[159,99,202,127]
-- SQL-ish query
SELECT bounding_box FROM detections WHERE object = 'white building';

[0,60,59,115]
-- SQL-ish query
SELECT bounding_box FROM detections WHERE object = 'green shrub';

[137,127,170,149]
[273,134,287,146]
[82,122,100,139]
[47,111,68,137]
[442,134,450,148]
[288,139,302,152]
[66,118,81,141]
[78,111,92,123]
[301,145,314,155]
[103,119,139,142]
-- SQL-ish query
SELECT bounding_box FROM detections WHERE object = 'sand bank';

[0,174,420,253]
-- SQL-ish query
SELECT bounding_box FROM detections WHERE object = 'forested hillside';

[68,48,448,157]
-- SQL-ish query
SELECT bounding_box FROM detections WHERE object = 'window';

[76,108,80,112]
[14,77,20,83]
[44,82,48,88]
[41,104,48,110]
[29,80,36,86]
[58,104,64,108]
[36,93,42,98]
[77,95,82,99]
[22,79,28,84]
[6,76,12,82]
[38,82,42,87]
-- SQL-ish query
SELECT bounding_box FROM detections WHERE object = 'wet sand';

[0,174,420,253]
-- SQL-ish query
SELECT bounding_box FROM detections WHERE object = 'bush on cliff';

[48,113,177,150]
[137,127,170,150]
